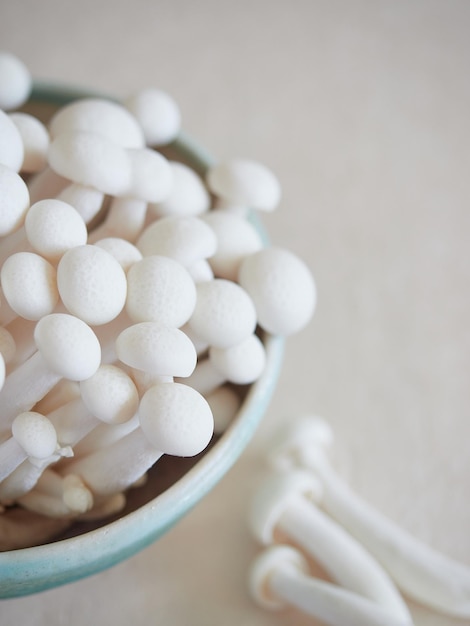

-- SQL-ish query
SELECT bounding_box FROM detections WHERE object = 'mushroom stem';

[269,415,470,619]
[249,545,411,626]
[88,197,148,243]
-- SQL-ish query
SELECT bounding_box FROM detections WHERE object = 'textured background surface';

[1,1,470,624]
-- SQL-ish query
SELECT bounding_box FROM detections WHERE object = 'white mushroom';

[186,278,257,349]
[0,412,60,482]
[48,97,145,149]
[249,469,411,623]
[8,112,49,173]
[56,244,127,325]
[0,313,101,427]
[136,215,217,279]
[0,163,30,237]
[267,414,470,619]
[182,333,266,396]
[24,199,88,263]
[206,158,281,213]
[56,182,105,225]
[48,130,133,197]
[0,252,59,323]
[238,247,316,336]
[148,161,210,217]
[0,109,24,172]
[115,322,197,379]
[125,147,173,203]
[88,196,148,244]
[0,51,32,111]
[62,381,213,496]
[125,255,196,327]
[249,545,410,626]
[202,210,264,281]
[94,237,143,273]
[124,87,181,146]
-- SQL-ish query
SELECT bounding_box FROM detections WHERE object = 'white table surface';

[1,2,470,624]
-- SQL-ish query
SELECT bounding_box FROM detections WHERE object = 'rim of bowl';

[0,83,285,598]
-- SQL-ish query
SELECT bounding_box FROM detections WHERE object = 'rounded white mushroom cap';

[124,88,181,146]
[138,382,214,456]
[24,199,88,262]
[202,210,264,281]
[125,255,196,327]
[8,112,49,173]
[137,215,217,268]
[48,130,133,196]
[0,51,32,111]
[11,411,57,459]
[188,278,257,348]
[79,364,139,425]
[149,161,211,217]
[238,247,317,336]
[0,252,59,320]
[0,110,24,172]
[48,97,145,149]
[206,158,281,212]
[0,163,30,236]
[209,333,266,385]
[57,244,127,326]
[94,237,143,273]
[125,147,173,203]
[34,313,101,381]
[115,322,197,378]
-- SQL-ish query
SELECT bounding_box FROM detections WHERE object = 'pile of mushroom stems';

[0,52,316,523]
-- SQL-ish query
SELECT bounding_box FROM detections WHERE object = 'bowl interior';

[0,84,284,598]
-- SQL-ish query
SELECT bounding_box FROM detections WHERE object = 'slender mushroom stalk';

[268,414,470,619]
[249,470,412,623]
[61,381,214,497]
[17,470,93,517]
[0,313,101,428]
[249,545,412,626]
[182,333,266,396]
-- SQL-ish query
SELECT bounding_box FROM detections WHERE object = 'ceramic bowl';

[0,84,284,598]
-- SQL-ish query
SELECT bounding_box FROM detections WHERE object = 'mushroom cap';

[48,97,145,149]
[238,247,316,336]
[267,415,334,472]
[115,322,197,378]
[79,364,139,425]
[249,545,310,610]
[149,161,210,217]
[57,244,127,326]
[0,251,59,321]
[137,215,217,268]
[209,333,266,385]
[188,278,257,349]
[34,313,101,381]
[48,130,133,196]
[0,51,32,111]
[8,112,49,173]
[125,255,196,327]
[124,87,181,146]
[202,210,263,281]
[138,382,213,456]
[24,198,88,262]
[0,163,29,236]
[94,237,143,273]
[249,470,322,545]
[125,147,173,203]
[11,411,57,459]
[206,158,281,212]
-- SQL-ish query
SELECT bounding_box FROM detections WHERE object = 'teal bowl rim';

[0,83,285,599]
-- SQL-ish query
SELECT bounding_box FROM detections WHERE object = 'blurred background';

[1,1,470,624]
